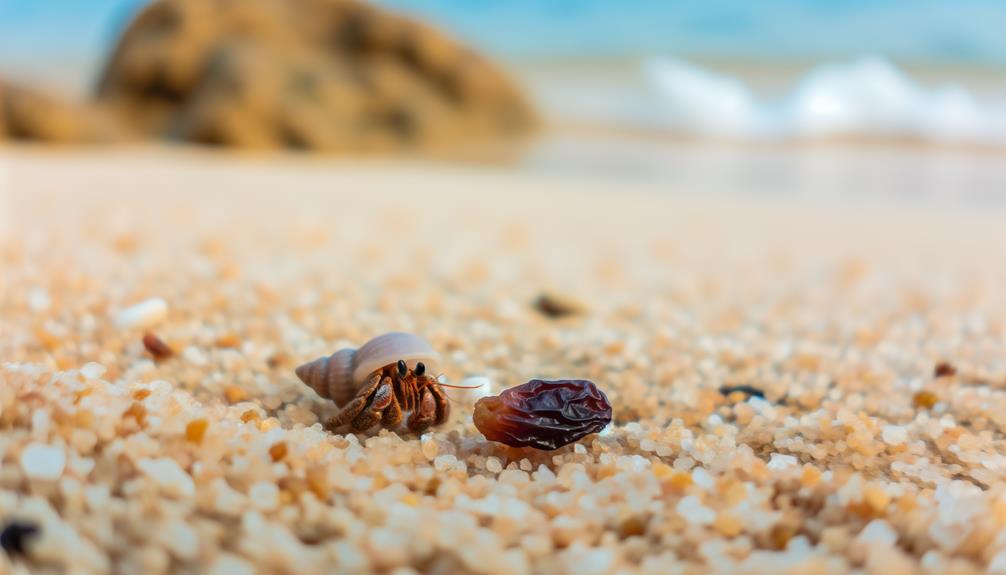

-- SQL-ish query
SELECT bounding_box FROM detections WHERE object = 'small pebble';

[486,457,503,474]
[185,419,208,444]
[676,496,715,525]
[248,482,280,511]
[207,553,255,575]
[80,362,106,380]
[857,519,898,547]
[434,455,457,472]
[912,390,938,409]
[137,458,194,499]
[718,384,766,400]
[532,292,587,319]
[882,425,908,445]
[767,453,798,471]
[20,443,66,480]
[269,442,288,462]
[420,437,440,460]
[215,333,241,348]
[142,333,173,359]
[933,362,957,378]
[26,288,51,312]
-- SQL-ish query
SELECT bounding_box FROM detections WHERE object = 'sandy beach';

[1,145,1005,573]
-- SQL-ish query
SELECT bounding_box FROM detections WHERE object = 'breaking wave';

[639,57,1006,145]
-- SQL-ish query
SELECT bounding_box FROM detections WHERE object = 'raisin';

[473,379,612,450]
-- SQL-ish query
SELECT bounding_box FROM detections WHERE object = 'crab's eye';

[397,360,408,377]
[415,362,426,377]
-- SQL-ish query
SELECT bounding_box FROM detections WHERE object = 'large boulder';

[0,82,123,143]
[95,0,536,152]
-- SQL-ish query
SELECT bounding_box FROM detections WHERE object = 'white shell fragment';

[114,297,169,329]
[295,332,440,407]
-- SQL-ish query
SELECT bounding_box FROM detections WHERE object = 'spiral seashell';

[295,348,357,407]
[295,332,440,407]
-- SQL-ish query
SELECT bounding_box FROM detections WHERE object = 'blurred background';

[1,0,1005,205]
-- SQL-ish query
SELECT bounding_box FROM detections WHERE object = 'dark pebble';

[934,362,957,378]
[1,520,40,559]
[718,384,766,400]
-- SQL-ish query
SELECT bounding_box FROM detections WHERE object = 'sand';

[1,146,1006,574]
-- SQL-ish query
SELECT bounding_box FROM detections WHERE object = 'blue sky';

[0,0,1003,93]
[379,0,1006,63]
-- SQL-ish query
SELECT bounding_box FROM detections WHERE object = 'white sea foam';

[642,57,1006,145]
[643,59,758,137]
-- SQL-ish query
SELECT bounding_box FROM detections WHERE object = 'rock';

[0,81,123,143]
[95,0,535,152]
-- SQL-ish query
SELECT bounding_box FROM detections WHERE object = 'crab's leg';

[406,386,437,433]
[350,377,394,431]
[325,373,383,430]
[381,392,403,428]
[430,383,450,425]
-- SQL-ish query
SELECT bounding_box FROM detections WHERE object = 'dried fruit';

[142,332,173,359]
[473,379,612,450]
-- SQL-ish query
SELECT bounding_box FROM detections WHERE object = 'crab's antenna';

[436,382,486,389]
[433,373,485,389]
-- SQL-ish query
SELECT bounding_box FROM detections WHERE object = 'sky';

[0,0,1003,94]
[379,0,1006,63]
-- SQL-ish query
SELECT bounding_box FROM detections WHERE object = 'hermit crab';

[296,332,470,433]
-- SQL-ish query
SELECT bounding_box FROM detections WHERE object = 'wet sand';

[1,146,1006,574]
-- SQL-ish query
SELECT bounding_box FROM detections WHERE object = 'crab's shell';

[295,332,440,407]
